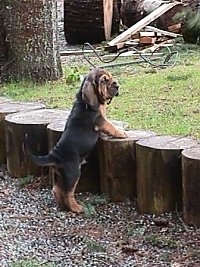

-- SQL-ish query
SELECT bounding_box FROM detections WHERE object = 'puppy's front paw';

[114,130,128,139]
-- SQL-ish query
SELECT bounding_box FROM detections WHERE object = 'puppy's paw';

[65,196,84,213]
[114,130,128,139]
[70,202,83,213]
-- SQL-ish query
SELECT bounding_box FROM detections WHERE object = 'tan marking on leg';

[52,183,66,210]
[99,119,127,138]
[99,104,107,117]
[64,180,83,213]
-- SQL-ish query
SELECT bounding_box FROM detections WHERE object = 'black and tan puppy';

[25,68,127,213]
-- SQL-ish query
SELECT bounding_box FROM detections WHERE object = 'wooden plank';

[139,36,157,44]
[168,23,182,33]
[103,0,113,40]
[60,50,99,56]
[107,2,181,46]
[145,25,182,38]
[139,31,160,37]
[140,39,174,53]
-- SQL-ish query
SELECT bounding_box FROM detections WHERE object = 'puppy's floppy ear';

[81,79,99,110]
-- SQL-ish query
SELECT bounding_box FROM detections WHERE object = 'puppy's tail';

[23,134,55,167]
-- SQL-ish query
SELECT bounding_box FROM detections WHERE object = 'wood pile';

[105,2,183,53]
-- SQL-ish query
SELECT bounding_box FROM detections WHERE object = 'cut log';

[64,0,120,44]
[136,135,199,214]
[98,130,156,202]
[47,120,100,193]
[108,2,181,46]
[182,146,200,227]
[0,101,45,164]
[5,109,70,178]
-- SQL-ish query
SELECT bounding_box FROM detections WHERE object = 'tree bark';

[136,135,198,214]
[5,109,69,178]
[0,101,45,164]
[98,130,155,202]
[182,146,200,227]
[47,120,101,193]
[0,0,62,83]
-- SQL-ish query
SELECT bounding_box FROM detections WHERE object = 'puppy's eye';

[101,75,109,83]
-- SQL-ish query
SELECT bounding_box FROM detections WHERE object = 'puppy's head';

[81,68,119,109]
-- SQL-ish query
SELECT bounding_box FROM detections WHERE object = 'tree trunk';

[47,120,101,193]
[0,0,62,83]
[98,130,155,202]
[0,101,45,164]
[5,109,69,178]
[182,146,200,227]
[136,135,198,214]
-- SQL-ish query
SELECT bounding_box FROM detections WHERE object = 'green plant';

[11,259,54,267]
[145,234,177,249]
[85,239,106,253]
[65,67,82,84]
[15,175,34,187]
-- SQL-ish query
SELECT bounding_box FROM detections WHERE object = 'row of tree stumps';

[0,98,200,228]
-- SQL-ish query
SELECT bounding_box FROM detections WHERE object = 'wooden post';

[47,120,101,193]
[136,135,199,214]
[182,146,200,227]
[5,109,69,178]
[0,101,45,164]
[98,130,155,202]
[103,0,113,40]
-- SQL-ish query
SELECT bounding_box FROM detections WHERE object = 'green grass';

[1,44,200,139]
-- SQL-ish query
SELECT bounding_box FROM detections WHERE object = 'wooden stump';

[0,101,45,164]
[0,97,10,103]
[98,130,156,202]
[47,120,100,193]
[136,135,199,214]
[5,109,70,178]
[182,146,200,227]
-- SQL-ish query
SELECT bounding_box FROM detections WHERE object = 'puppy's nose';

[115,83,120,95]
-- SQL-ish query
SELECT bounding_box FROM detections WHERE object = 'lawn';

[0,44,200,139]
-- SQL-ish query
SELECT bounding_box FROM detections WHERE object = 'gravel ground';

[0,2,200,267]
[0,165,200,267]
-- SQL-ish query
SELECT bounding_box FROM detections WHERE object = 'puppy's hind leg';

[52,177,66,211]
[59,162,83,213]
[64,179,83,213]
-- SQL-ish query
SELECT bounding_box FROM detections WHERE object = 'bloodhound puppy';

[25,68,127,213]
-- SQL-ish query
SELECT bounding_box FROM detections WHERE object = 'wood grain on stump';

[0,101,45,164]
[47,120,100,193]
[182,146,200,227]
[5,109,69,178]
[136,135,199,214]
[98,130,155,202]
